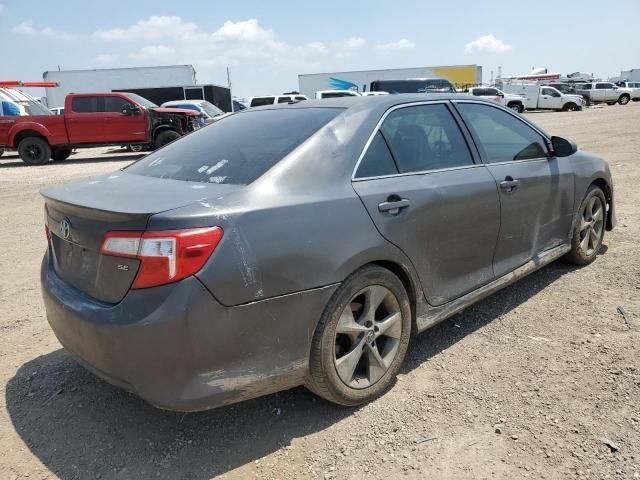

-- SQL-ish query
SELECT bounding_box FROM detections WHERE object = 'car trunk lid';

[42,172,238,303]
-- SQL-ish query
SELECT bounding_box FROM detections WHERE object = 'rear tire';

[126,144,148,153]
[0,147,4,157]
[618,94,630,105]
[606,102,616,106]
[154,130,181,148]
[307,265,411,406]
[18,137,51,165]
[51,147,72,161]
[563,186,606,266]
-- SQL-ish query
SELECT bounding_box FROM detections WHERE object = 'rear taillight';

[44,204,51,245]
[101,227,223,289]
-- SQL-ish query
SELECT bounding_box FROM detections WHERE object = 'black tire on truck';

[154,130,181,148]
[618,94,630,105]
[507,102,524,113]
[562,102,578,112]
[51,147,72,161]
[0,147,4,157]
[17,137,51,165]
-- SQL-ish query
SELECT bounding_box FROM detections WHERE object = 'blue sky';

[1,0,638,96]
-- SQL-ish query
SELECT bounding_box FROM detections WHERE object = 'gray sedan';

[41,94,615,411]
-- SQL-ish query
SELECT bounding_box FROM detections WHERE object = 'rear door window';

[379,103,474,173]
[355,131,398,178]
[71,96,100,113]
[456,102,549,163]
[126,108,343,185]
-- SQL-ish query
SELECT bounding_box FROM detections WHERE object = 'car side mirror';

[551,136,577,157]
[121,103,140,115]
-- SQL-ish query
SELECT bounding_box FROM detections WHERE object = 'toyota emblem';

[60,218,71,240]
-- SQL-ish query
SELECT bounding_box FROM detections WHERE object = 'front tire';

[563,186,606,266]
[307,265,412,406]
[563,102,578,112]
[154,130,181,148]
[18,137,51,165]
[618,94,630,105]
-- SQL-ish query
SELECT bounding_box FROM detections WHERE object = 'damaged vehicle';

[41,95,615,411]
[0,92,201,165]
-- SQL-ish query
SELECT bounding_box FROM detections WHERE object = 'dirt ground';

[0,105,638,480]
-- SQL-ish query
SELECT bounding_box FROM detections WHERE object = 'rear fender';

[9,122,55,147]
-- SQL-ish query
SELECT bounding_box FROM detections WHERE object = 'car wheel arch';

[589,177,614,230]
[13,129,48,148]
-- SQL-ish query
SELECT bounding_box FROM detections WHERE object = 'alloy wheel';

[26,143,43,161]
[579,195,604,256]
[333,285,403,389]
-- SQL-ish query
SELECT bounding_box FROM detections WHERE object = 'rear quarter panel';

[8,116,69,146]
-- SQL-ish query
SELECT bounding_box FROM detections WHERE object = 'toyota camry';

[41,94,615,411]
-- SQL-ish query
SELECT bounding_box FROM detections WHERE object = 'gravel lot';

[1,105,638,480]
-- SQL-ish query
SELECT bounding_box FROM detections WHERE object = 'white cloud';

[376,39,415,50]
[344,37,365,49]
[12,19,75,40]
[129,45,175,60]
[463,34,512,54]
[93,16,202,42]
[94,54,118,64]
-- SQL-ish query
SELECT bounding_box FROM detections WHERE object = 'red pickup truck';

[0,92,201,165]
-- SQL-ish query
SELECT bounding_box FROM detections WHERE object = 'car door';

[351,102,501,306]
[538,87,562,109]
[102,95,147,142]
[65,96,105,144]
[454,101,575,278]
[594,83,610,102]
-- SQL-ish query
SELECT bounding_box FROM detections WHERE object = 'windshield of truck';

[122,93,158,109]
[125,107,343,185]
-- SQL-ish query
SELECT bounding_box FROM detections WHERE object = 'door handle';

[499,176,520,193]
[378,198,410,215]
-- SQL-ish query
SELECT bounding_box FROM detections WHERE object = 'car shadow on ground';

[5,259,585,479]
[0,152,144,169]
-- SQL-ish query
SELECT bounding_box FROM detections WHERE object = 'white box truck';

[43,65,197,108]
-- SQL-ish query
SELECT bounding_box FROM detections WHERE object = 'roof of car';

[162,100,205,105]
[259,93,468,110]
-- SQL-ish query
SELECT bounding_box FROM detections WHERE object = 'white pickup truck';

[575,82,632,106]
[466,87,526,113]
[618,82,640,101]
[500,84,584,111]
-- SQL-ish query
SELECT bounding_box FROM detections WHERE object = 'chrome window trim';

[353,163,485,182]
[351,100,477,181]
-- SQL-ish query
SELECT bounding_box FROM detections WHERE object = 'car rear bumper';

[40,254,337,411]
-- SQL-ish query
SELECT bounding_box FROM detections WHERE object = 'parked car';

[41,95,615,412]
[161,99,225,125]
[316,90,361,99]
[617,82,640,101]
[500,84,584,111]
[0,92,201,165]
[49,107,65,115]
[466,86,525,113]
[370,78,456,94]
[575,82,632,106]
[240,94,308,108]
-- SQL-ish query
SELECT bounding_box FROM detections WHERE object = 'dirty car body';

[41,95,615,411]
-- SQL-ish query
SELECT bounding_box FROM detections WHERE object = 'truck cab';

[466,86,525,113]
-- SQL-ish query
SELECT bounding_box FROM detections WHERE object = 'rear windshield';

[125,108,342,185]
